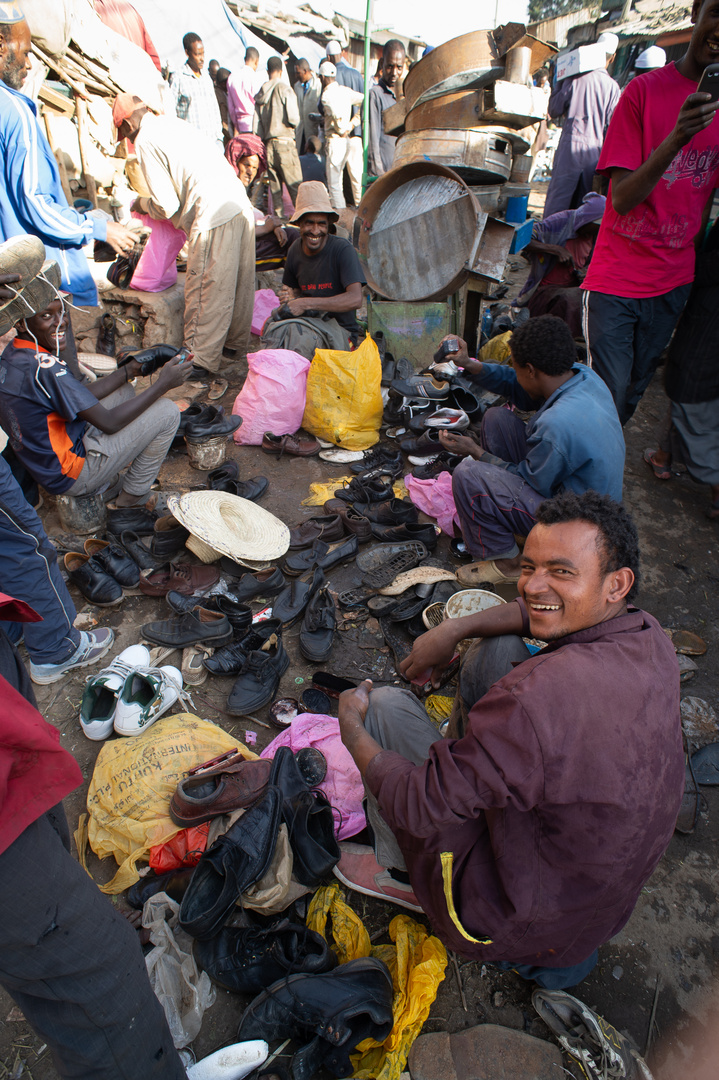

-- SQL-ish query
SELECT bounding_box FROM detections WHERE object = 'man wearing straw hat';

[113,92,256,400]
[274,180,365,349]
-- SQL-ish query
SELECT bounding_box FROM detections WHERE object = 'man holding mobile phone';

[582,0,719,425]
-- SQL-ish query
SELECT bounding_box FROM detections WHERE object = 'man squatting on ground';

[337,491,685,989]
[439,316,625,586]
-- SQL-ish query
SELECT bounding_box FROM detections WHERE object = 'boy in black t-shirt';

[277,181,365,344]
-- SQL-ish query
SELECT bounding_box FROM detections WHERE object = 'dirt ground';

[1,184,718,1079]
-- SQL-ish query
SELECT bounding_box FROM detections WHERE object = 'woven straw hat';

[289,181,338,224]
[167,491,290,564]
[0,259,63,336]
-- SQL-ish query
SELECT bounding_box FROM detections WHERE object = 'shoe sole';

[332,864,423,912]
[141,629,234,648]
[283,551,357,578]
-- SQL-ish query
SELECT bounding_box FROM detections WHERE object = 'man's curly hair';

[510,314,577,376]
[535,490,640,601]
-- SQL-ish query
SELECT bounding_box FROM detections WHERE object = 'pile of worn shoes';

[177,402,243,451]
[131,748,394,1080]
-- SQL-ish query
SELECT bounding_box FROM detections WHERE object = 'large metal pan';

[393,129,514,184]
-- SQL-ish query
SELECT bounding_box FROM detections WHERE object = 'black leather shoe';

[106,506,158,536]
[399,428,441,455]
[64,552,122,606]
[207,461,239,489]
[203,619,282,676]
[273,567,324,628]
[299,587,336,663]
[269,746,340,886]
[227,634,290,715]
[237,957,394,1080]
[120,530,160,571]
[348,445,403,475]
[179,787,282,939]
[370,522,438,549]
[127,868,195,910]
[219,564,285,599]
[151,515,189,558]
[195,918,336,994]
[284,535,358,577]
[83,538,140,587]
[185,405,243,441]
[117,344,177,376]
[333,477,394,504]
[215,476,269,502]
[96,313,116,356]
[141,607,234,648]
[177,403,215,436]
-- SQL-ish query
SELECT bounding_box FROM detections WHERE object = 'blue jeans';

[492,951,598,990]
[583,285,691,425]
[0,458,80,665]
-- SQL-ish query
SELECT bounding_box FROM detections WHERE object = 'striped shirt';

[169,63,223,148]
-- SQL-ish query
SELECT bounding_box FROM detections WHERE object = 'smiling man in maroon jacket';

[337,490,684,989]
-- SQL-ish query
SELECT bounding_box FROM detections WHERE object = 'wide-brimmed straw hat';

[0,255,63,336]
[167,491,290,565]
[289,181,339,224]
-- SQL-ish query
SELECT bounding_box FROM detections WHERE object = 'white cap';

[319,60,336,77]
[597,32,619,54]
[326,39,342,56]
[635,45,666,69]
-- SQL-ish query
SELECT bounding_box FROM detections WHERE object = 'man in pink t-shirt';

[227,46,263,134]
[581,0,719,425]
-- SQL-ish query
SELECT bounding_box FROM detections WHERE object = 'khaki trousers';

[266,136,303,217]
[183,208,256,374]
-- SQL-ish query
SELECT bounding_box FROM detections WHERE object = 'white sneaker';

[186,1040,268,1080]
[318,447,365,463]
[113,664,186,737]
[79,645,150,741]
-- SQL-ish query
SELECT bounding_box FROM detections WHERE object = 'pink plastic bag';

[405,471,460,536]
[252,289,279,335]
[260,714,365,840]
[233,349,310,445]
[130,214,186,293]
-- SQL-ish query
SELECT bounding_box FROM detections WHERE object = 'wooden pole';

[74,92,98,208]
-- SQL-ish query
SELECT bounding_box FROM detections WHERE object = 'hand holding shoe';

[157,355,192,390]
[399,621,462,687]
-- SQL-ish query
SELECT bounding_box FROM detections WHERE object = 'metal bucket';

[394,129,513,183]
[355,161,483,302]
[185,435,227,471]
[56,492,107,534]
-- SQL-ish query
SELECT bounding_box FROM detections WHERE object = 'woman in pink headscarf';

[225,134,299,269]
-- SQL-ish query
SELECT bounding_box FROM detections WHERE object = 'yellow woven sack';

[478,329,513,365]
[302,333,383,450]
[82,713,254,893]
[307,884,447,1080]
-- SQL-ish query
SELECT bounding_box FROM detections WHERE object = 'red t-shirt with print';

[583,62,719,298]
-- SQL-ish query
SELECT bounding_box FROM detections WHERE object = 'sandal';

[643,448,672,480]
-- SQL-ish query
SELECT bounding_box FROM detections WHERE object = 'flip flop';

[643,448,672,480]
[456,560,520,586]
[379,566,456,595]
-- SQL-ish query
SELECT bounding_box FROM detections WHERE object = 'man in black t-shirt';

[278,181,365,344]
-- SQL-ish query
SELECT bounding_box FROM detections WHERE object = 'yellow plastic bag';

[478,329,513,365]
[83,713,254,893]
[302,333,383,450]
[307,884,448,1080]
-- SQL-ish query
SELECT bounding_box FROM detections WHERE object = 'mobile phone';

[176,347,193,363]
[697,64,719,102]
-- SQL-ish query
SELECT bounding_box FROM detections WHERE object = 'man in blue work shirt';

[0,2,136,310]
[439,315,625,586]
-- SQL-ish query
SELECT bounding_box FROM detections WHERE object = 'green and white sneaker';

[532,989,654,1080]
[113,663,189,737]
[79,644,150,741]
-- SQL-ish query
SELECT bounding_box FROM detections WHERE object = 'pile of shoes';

[178,403,243,449]
[64,537,141,606]
[79,644,189,740]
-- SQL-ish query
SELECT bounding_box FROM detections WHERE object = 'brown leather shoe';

[170,750,273,827]
[261,431,321,457]
[289,514,346,549]
[138,561,220,597]
[323,501,372,542]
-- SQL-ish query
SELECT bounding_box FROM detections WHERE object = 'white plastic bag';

[143,893,215,1048]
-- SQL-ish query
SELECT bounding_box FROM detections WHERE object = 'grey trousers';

[71,384,180,501]
[364,634,530,869]
[0,807,185,1080]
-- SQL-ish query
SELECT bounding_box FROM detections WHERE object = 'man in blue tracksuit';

[439,315,626,585]
[0,3,135,305]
